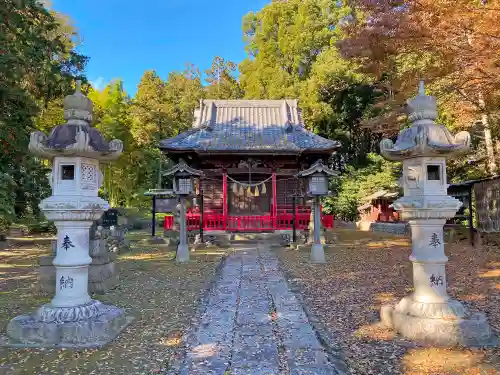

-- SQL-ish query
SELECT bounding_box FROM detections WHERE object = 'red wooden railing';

[163,208,334,231]
[228,215,274,231]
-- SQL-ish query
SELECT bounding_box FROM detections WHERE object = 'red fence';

[164,208,334,232]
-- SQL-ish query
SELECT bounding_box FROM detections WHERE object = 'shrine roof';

[159,99,341,154]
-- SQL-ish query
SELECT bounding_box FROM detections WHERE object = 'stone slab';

[389,306,494,347]
[89,274,119,294]
[88,262,116,282]
[3,303,132,348]
[170,244,343,374]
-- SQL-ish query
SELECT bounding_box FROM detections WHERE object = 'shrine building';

[159,99,340,232]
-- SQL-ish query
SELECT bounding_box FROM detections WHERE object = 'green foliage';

[0,0,86,233]
[324,154,401,221]
[0,173,16,237]
[205,57,244,99]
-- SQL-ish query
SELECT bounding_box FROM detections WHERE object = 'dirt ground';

[0,232,226,375]
[277,229,500,375]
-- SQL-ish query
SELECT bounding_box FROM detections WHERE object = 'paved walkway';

[175,244,342,375]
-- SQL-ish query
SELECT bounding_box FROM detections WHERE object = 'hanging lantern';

[239,185,244,196]
[254,185,260,197]
[261,183,267,195]
[246,186,251,195]
[232,182,238,195]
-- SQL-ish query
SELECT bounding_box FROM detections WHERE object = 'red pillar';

[272,172,277,229]
[223,173,228,230]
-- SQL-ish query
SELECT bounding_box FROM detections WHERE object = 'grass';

[0,231,227,375]
[277,228,500,375]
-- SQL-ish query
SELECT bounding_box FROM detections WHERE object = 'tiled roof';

[159,99,341,154]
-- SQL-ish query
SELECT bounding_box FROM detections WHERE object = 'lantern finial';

[418,80,425,96]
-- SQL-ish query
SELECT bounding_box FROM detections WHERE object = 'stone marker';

[379,82,493,346]
[5,81,131,348]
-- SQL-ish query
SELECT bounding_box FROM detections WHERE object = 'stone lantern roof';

[296,159,339,178]
[29,81,123,161]
[163,158,204,178]
[380,82,471,161]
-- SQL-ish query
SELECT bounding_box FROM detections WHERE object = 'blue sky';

[51,0,269,96]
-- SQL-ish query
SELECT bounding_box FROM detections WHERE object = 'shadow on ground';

[0,231,227,375]
[277,228,500,375]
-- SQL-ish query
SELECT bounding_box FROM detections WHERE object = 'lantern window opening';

[61,164,75,181]
[427,165,441,181]
[178,177,192,194]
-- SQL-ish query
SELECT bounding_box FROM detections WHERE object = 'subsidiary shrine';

[160,99,339,232]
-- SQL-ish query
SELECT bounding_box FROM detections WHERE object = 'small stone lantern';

[163,159,203,262]
[296,160,338,263]
[6,81,131,347]
[379,82,492,346]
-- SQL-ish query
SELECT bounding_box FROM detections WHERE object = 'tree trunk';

[478,93,497,174]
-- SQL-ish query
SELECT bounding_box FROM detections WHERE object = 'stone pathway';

[173,244,343,375]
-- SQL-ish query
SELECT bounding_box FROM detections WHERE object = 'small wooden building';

[159,99,339,232]
[357,190,400,222]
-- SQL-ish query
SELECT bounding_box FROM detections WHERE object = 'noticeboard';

[156,198,177,213]
[101,208,118,228]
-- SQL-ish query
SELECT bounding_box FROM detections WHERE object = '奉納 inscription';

[60,276,74,289]
[429,233,441,248]
[430,274,443,286]
[61,235,75,250]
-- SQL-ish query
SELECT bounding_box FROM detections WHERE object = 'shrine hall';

[160,99,340,232]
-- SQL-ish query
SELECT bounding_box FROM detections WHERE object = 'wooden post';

[272,172,277,230]
[223,173,228,230]
[468,184,474,246]
[200,189,204,242]
[151,195,156,237]
[292,195,297,242]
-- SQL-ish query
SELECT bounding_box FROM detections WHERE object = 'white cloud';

[90,77,106,91]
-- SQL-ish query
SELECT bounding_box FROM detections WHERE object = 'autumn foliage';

[340,0,500,132]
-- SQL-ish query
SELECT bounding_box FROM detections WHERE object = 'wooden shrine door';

[228,175,270,215]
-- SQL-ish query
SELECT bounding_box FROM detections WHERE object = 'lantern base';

[176,243,190,263]
[381,296,494,347]
[4,301,132,348]
[310,243,326,263]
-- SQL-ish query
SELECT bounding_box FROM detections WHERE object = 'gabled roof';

[159,99,341,154]
[362,190,399,202]
[163,158,204,177]
[296,159,339,178]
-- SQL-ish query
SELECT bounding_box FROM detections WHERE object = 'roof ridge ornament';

[380,81,471,161]
[64,79,93,126]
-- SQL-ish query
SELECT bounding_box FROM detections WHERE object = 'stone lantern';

[379,82,492,346]
[296,159,338,263]
[163,159,203,263]
[6,81,131,347]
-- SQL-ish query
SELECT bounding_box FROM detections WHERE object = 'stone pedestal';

[6,300,130,348]
[40,238,119,295]
[8,216,130,347]
[310,197,326,263]
[89,238,119,294]
[176,197,189,263]
[380,216,493,346]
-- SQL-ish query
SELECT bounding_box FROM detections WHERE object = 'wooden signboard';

[156,198,177,213]
[100,209,118,228]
